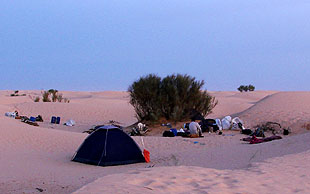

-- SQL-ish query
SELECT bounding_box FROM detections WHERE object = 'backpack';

[163,130,175,137]
[252,128,265,137]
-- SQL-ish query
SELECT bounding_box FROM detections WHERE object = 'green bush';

[128,74,217,123]
[237,85,244,92]
[34,96,40,102]
[238,84,255,92]
[248,84,255,91]
[42,91,51,102]
[39,89,69,103]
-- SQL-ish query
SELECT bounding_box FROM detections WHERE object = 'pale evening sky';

[1,0,310,91]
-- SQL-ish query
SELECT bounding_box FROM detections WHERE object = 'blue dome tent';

[72,125,145,166]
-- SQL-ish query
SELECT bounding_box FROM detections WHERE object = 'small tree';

[128,74,162,122]
[238,84,255,92]
[248,84,255,91]
[57,93,63,102]
[42,91,51,102]
[34,96,40,102]
[128,74,217,123]
[237,85,245,92]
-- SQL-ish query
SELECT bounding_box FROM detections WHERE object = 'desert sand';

[1,90,310,193]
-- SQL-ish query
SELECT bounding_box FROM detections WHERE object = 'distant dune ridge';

[0,90,310,193]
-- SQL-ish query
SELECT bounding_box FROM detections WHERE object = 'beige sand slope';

[1,90,137,133]
[74,150,310,194]
[1,90,310,194]
[235,91,310,133]
[208,90,278,119]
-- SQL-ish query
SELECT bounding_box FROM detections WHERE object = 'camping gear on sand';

[254,122,291,136]
[241,129,253,135]
[170,128,177,136]
[130,123,148,136]
[221,116,232,130]
[241,135,282,144]
[30,117,36,122]
[215,116,245,131]
[5,111,17,118]
[141,137,150,163]
[231,117,244,130]
[283,128,291,135]
[163,130,175,137]
[64,119,75,126]
[56,117,60,124]
[199,119,219,133]
[20,116,39,126]
[36,115,43,122]
[51,116,56,124]
[72,125,146,166]
[250,135,282,144]
[51,116,61,124]
[252,128,265,137]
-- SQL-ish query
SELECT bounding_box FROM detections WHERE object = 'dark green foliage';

[248,84,255,91]
[48,89,58,102]
[38,89,69,103]
[237,85,245,92]
[238,84,255,92]
[128,74,162,122]
[128,74,218,123]
[34,96,40,102]
[48,89,58,94]
[57,93,63,102]
[42,91,51,102]
[10,90,25,96]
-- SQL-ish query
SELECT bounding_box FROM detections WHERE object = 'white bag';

[215,119,223,131]
[221,116,232,130]
[64,119,75,126]
[231,117,244,130]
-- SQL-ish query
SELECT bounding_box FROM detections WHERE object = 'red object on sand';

[143,149,150,163]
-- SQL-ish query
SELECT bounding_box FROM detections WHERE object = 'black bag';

[163,130,175,137]
[283,128,290,135]
[200,119,218,132]
[241,129,253,135]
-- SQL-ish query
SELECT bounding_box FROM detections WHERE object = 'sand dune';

[1,90,310,193]
[236,91,310,133]
[74,150,310,194]
[208,91,277,119]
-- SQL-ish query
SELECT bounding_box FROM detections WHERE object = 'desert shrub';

[51,91,58,102]
[128,74,162,122]
[238,84,255,92]
[128,74,217,123]
[57,93,63,102]
[10,90,19,96]
[248,84,255,91]
[42,91,51,102]
[41,89,69,103]
[48,89,58,94]
[237,85,245,92]
[34,96,40,102]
